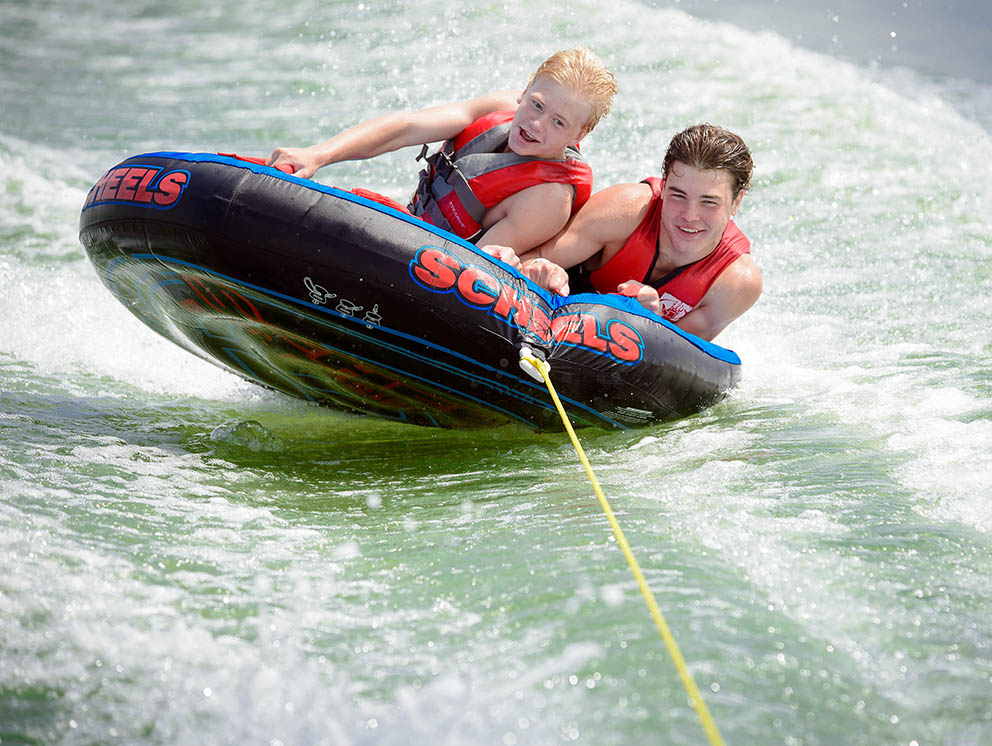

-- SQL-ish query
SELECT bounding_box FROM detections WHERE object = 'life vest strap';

[408,112,592,243]
[410,141,488,241]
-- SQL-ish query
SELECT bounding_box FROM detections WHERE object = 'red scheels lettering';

[410,245,644,364]
[83,165,190,209]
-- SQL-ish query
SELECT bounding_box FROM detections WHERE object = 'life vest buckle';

[430,150,457,181]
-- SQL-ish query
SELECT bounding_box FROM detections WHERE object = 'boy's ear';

[573,125,592,146]
[730,190,744,217]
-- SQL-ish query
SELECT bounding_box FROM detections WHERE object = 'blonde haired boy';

[268,47,617,253]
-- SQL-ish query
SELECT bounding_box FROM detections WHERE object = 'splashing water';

[2,1,990,744]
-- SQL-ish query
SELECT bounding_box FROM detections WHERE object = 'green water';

[2,1,991,744]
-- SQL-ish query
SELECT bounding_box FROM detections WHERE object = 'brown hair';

[663,124,754,198]
[528,46,618,133]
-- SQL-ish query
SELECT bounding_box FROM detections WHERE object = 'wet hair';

[528,46,618,133]
[663,124,754,198]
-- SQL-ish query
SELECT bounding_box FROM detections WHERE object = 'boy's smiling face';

[508,76,592,159]
[659,161,743,264]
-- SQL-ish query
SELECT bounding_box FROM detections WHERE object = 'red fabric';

[466,158,592,212]
[436,190,480,236]
[590,177,750,320]
[348,188,414,215]
[218,152,295,175]
[433,112,593,240]
[452,111,514,151]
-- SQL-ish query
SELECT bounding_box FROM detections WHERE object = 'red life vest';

[588,177,750,322]
[408,111,593,242]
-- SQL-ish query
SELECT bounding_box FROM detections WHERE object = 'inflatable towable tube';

[78,151,742,430]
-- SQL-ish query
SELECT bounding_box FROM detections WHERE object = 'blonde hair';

[528,46,617,133]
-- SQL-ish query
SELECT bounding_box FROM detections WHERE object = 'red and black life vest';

[588,177,750,322]
[408,111,593,242]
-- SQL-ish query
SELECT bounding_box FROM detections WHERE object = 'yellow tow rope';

[519,349,725,746]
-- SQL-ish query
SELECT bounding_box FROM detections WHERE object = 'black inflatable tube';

[78,151,741,430]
